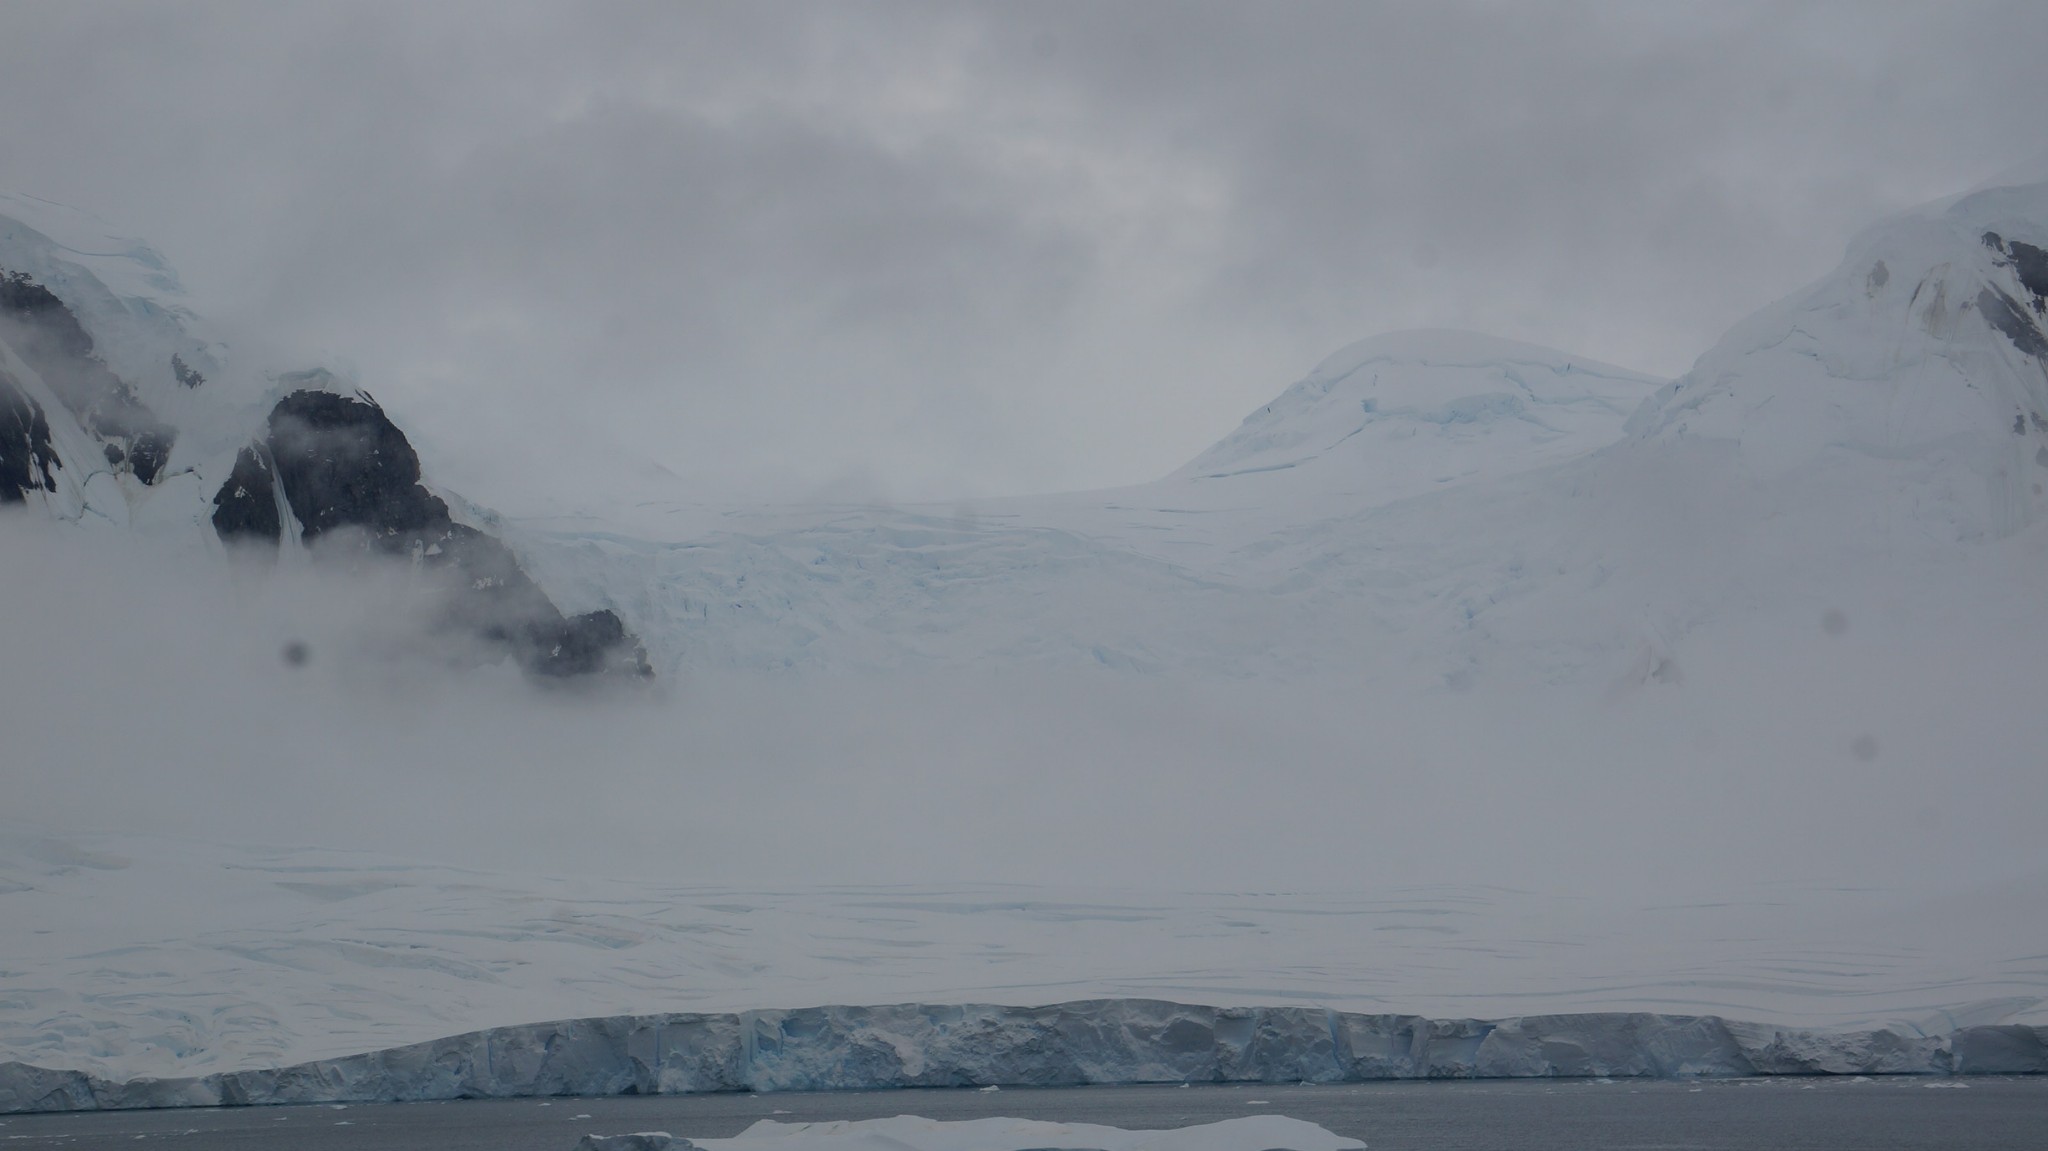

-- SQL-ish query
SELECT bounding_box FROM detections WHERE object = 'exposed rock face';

[0,269,172,484]
[207,446,280,544]
[1,1000,2040,1113]
[262,387,445,546]
[0,211,653,682]
[0,367,59,503]
[1979,231,2048,357]
[213,385,652,680]
[1983,231,2048,305]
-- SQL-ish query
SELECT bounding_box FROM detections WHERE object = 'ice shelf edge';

[5,999,2044,1113]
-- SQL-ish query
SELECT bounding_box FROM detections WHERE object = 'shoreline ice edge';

[5,998,2044,1113]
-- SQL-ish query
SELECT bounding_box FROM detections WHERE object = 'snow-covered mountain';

[1629,178,2048,540]
[498,174,2048,687]
[500,332,1661,678]
[0,195,650,679]
[7,175,2048,1094]
[1173,328,1657,497]
[17,175,2048,687]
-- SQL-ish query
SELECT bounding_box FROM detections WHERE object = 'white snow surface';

[1629,178,2048,540]
[11,177,2048,688]
[8,179,2048,1102]
[1,826,2041,1084]
[1176,329,1657,494]
[499,329,1668,680]
[486,178,2048,683]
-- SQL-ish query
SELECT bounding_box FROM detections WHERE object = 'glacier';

[4,1000,2043,1114]
[490,176,2048,685]
[8,173,2048,1117]
[13,174,2048,688]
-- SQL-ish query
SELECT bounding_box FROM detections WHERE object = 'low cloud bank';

[3,511,2044,900]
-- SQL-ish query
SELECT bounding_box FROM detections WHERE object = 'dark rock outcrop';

[0,269,173,484]
[212,386,651,680]
[209,445,280,544]
[1978,231,2048,359]
[1983,231,2048,309]
[264,387,446,545]
[0,367,60,503]
[1976,285,2048,358]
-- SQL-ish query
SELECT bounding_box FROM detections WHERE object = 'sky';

[1,2,2044,505]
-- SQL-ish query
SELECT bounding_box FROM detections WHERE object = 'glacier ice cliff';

[2,1000,2040,1113]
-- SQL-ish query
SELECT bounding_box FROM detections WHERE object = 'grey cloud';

[0,1,2043,503]
[958,1,2048,372]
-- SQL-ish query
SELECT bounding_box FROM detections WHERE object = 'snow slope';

[505,175,2048,691]
[1628,179,2048,541]
[505,330,1664,679]
[8,177,2048,1104]
[2,827,2041,1085]
[1175,329,1657,499]
[0,192,259,527]
[12,176,2048,687]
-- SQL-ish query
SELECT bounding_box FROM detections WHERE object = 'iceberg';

[575,1115,1364,1151]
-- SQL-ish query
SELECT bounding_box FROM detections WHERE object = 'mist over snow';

[4,1,2048,1095]
[9,495,2048,1082]
[4,156,2048,913]
[5,496,2045,898]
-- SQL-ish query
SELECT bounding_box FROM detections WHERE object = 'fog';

[8,511,2042,904]
[5,10,2048,1082]
[1,2,2044,505]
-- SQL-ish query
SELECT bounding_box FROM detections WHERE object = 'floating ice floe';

[575,1115,1365,1151]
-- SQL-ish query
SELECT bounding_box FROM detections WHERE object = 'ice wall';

[4,1000,2041,1113]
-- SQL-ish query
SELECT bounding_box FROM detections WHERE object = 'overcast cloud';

[1,1,2044,505]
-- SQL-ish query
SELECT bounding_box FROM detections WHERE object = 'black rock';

[212,386,652,681]
[2005,240,2048,306]
[262,387,448,547]
[532,610,655,680]
[0,269,174,485]
[0,269,95,363]
[209,445,281,545]
[1976,285,2048,358]
[0,367,60,503]
[1980,231,2048,316]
